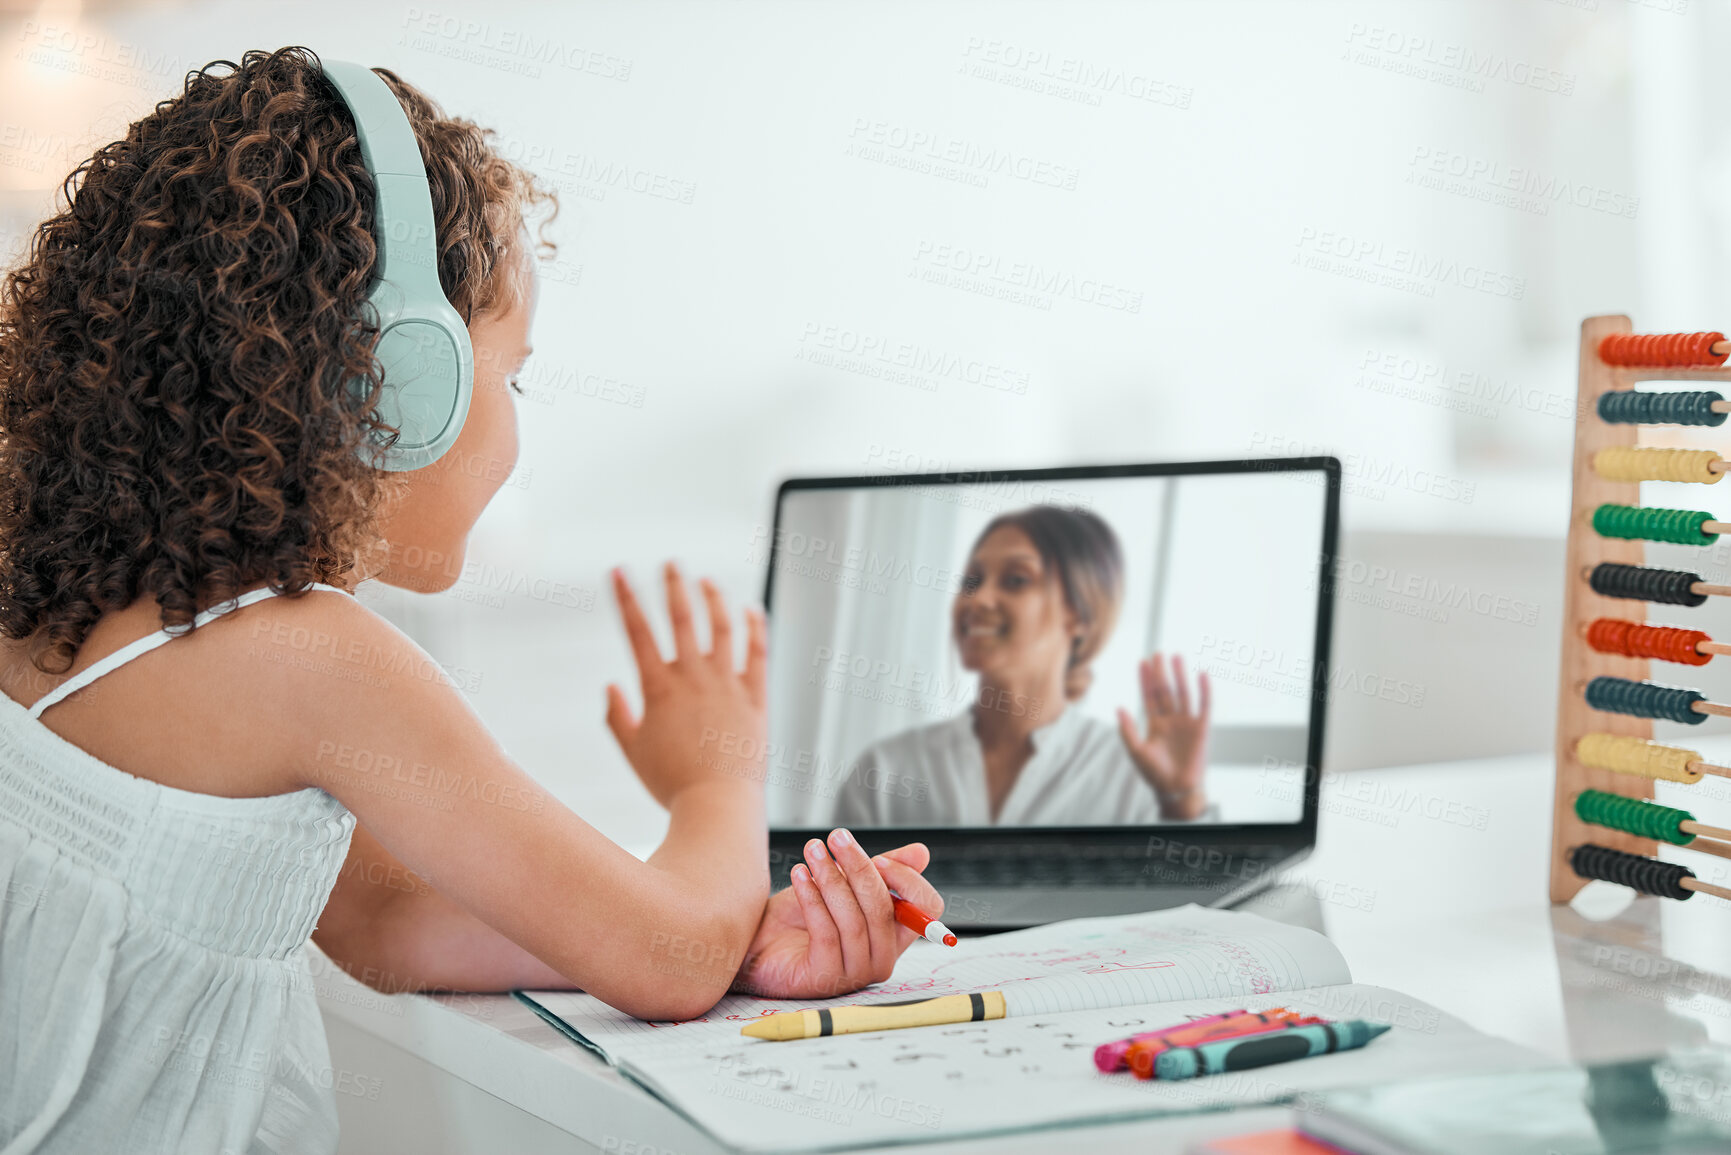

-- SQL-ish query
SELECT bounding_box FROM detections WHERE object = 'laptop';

[759,457,1339,929]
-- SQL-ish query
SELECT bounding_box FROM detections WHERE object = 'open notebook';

[519,906,1553,1153]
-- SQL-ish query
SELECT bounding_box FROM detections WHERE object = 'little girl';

[0,47,941,1154]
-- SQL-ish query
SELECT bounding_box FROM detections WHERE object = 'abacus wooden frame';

[1552,315,1731,902]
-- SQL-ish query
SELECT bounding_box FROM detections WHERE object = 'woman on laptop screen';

[829,506,1214,826]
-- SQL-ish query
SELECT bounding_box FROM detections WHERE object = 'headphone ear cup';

[322,62,473,472]
[369,318,469,468]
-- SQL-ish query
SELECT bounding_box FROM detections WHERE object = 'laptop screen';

[761,460,1336,832]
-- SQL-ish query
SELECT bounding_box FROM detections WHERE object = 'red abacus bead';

[1598,331,1728,368]
[1586,617,1713,666]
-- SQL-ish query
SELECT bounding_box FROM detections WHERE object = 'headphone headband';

[321,60,473,472]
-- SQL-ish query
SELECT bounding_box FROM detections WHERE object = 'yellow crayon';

[741,991,1007,1041]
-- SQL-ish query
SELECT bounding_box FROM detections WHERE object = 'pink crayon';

[1092,1011,1242,1073]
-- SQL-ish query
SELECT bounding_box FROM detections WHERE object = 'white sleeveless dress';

[0,584,357,1154]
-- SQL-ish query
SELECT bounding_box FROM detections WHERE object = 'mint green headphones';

[321,60,473,472]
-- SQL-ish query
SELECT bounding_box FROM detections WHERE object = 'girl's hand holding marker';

[731,836,950,1000]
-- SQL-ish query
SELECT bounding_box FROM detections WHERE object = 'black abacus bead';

[1598,390,1727,428]
[1570,843,1695,900]
[1584,676,1709,725]
[1588,563,1708,608]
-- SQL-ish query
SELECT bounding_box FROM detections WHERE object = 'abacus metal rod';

[1681,835,1731,863]
[1683,759,1731,780]
[1681,877,1731,901]
[1683,818,1731,842]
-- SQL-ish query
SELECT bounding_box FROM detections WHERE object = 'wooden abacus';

[1552,316,1731,905]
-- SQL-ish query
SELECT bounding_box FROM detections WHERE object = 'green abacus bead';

[1592,504,1716,547]
[1575,788,1694,845]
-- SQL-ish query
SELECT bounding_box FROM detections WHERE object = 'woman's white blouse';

[0,690,355,1154]
[829,706,1211,826]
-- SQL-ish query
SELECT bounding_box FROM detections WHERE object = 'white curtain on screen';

[767,489,962,825]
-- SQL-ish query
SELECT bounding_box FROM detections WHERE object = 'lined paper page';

[998,917,1334,1016]
[522,905,1350,1058]
[512,908,1559,1150]
[610,984,1553,1152]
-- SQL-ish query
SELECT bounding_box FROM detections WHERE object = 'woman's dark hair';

[0,46,554,674]
[969,505,1124,700]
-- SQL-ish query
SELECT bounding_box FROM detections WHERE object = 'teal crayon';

[1152,1019,1390,1081]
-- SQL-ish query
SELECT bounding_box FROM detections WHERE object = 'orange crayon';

[1125,1010,1323,1079]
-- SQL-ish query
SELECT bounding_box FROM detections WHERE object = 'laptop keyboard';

[920,855,1177,893]
[923,854,1224,890]
[773,844,1284,892]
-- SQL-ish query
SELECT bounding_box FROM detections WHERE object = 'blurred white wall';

[2,0,1726,853]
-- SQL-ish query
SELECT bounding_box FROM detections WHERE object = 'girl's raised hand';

[731,834,944,999]
[604,564,767,808]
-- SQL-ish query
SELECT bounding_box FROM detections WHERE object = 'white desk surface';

[317,749,1731,1154]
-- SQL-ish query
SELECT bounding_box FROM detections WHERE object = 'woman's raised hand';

[1116,653,1210,820]
[731,833,945,999]
[605,564,768,808]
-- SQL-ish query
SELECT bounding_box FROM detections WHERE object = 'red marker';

[890,893,956,946]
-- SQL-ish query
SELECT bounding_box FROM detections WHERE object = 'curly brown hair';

[0,46,554,674]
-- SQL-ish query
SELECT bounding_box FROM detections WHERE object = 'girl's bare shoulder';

[208,587,466,739]
[228,587,442,689]
[0,584,447,799]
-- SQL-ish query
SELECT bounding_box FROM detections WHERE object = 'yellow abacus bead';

[1575,732,1702,784]
[1592,447,1721,485]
